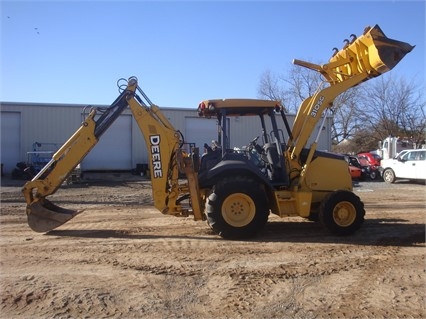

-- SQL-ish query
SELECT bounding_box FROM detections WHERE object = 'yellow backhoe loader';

[22,25,413,238]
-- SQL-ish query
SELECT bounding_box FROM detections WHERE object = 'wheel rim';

[384,170,393,182]
[221,193,256,227]
[332,201,356,227]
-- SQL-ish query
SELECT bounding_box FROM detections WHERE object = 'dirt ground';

[0,174,425,319]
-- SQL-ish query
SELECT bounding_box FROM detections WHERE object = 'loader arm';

[286,25,414,182]
[23,77,203,233]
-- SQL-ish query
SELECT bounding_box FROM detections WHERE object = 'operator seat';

[264,143,289,185]
[200,145,221,172]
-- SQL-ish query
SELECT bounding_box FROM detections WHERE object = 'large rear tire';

[319,190,365,236]
[206,176,269,239]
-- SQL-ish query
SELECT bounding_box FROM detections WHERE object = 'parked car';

[394,149,410,159]
[380,149,426,184]
[344,155,362,180]
[357,154,380,180]
[345,154,376,180]
[358,152,381,166]
[348,164,362,180]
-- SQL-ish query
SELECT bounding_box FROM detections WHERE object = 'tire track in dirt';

[1,179,425,318]
[1,270,126,318]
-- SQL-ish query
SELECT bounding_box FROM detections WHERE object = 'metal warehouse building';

[1,102,332,176]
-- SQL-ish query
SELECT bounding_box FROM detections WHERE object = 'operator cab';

[197,99,290,186]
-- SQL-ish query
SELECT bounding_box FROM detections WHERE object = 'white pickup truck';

[380,149,426,184]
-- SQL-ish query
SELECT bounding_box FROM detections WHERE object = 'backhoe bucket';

[27,199,82,233]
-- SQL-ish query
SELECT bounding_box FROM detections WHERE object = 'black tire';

[369,170,378,180]
[206,176,269,239]
[383,168,396,184]
[307,212,319,222]
[319,190,365,236]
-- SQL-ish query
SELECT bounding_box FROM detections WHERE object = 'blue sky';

[1,0,425,108]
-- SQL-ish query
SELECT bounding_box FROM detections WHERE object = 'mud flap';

[27,199,83,233]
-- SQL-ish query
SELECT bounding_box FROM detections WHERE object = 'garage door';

[81,115,132,171]
[1,112,21,175]
[185,117,218,152]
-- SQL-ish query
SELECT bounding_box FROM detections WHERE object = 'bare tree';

[258,65,323,113]
[258,67,425,153]
[258,70,288,108]
[356,74,426,148]
[258,65,359,144]
[330,87,363,144]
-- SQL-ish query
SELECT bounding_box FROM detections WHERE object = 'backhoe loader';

[23,24,413,238]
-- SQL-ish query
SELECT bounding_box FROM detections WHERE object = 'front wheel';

[206,176,269,239]
[383,168,396,184]
[319,190,365,236]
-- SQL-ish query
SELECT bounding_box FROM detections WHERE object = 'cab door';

[414,150,426,180]
[398,151,421,179]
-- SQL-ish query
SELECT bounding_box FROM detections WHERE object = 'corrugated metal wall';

[1,102,332,171]
[1,103,83,167]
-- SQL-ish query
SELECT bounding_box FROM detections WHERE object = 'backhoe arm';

[23,77,203,233]
[125,80,203,220]
[287,25,413,175]
[22,88,131,232]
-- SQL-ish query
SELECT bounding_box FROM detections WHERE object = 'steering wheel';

[250,136,260,146]
[249,136,263,154]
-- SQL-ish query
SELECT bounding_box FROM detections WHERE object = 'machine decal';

[310,95,325,118]
[150,135,163,178]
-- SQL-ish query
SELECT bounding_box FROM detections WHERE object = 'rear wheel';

[383,168,396,184]
[206,176,269,239]
[319,190,365,236]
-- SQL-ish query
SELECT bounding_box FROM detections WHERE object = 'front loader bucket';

[366,24,414,74]
[27,198,83,233]
[325,24,414,84]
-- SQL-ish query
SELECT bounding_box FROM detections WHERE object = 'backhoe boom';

[23,77,203,232]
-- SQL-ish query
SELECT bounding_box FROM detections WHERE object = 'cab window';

[407,152,418,161]
[400,152,409,161]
